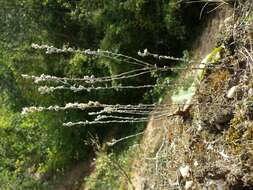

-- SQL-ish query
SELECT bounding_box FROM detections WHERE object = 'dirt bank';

[131,3,253,189]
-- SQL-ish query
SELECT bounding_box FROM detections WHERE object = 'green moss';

[84,145,137,190]
[171,46,224,104]
[197,45,224,82]
[171,83,196,103]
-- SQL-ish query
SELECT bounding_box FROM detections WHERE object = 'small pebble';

[227,86,238,99]
[248,88,253,97]
[185,181,193,190]
[179,165,190,178]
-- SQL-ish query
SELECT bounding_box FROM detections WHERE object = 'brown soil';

[131,5,234,190]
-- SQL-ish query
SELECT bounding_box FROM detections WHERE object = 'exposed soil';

[130,4,252,190]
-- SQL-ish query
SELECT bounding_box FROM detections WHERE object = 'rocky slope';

[131,2,253,190]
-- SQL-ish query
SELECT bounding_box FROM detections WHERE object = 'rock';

[179,165,191,178]
[185,181,194,190]
[227,86,238,99]
[215,109,233,124]
[248,88,253,97]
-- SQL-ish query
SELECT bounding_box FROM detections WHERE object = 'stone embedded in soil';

[227,86,238,99]
[185,180,193,190]
[248,88,253,97]
[179,165,191,178]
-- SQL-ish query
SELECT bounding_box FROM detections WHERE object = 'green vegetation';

[84,145,138,190]
[0,0,204,189]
